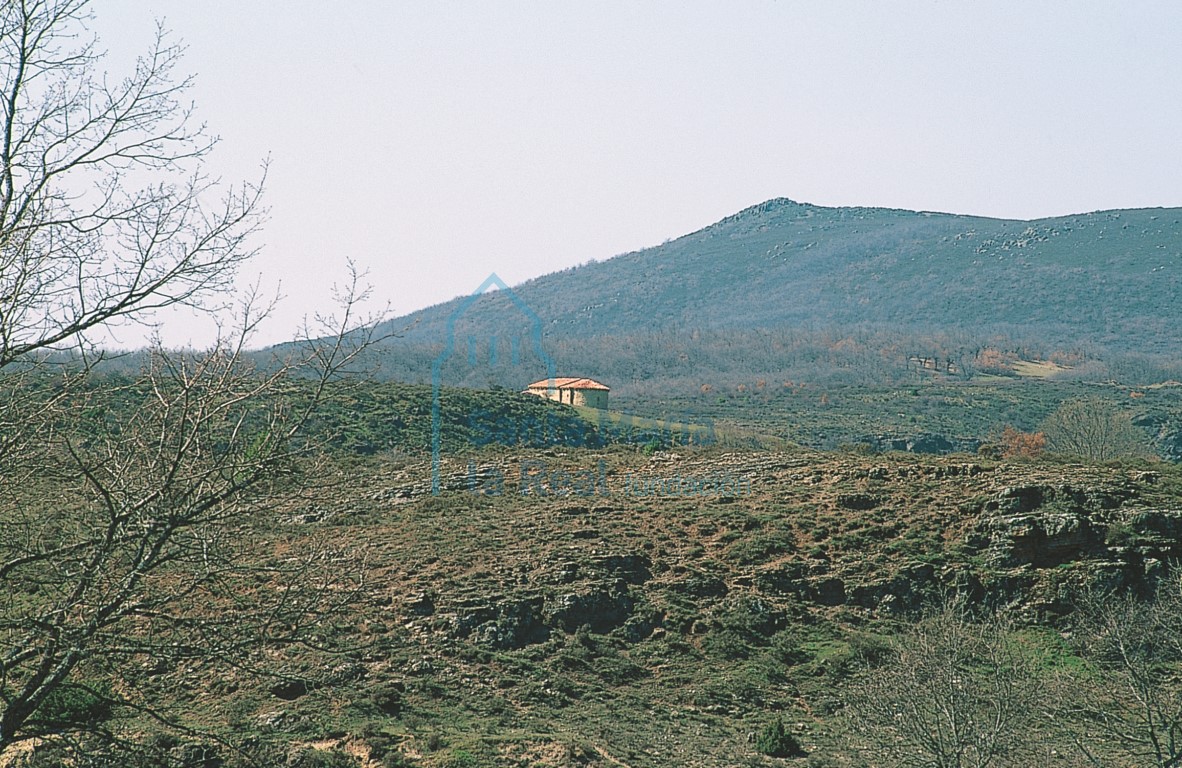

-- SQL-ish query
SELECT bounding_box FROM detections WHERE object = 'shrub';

[768,632,810,667]
[999,426,1047,459]
[30,681,112,728]
[847,631,893,665]
[381,753,416,768]
[978,442,1003,459]
[703,628,751,660]
[755,718,804,758]
[287,748,362,767]
[372,682,405,716]
[444,750,482,768]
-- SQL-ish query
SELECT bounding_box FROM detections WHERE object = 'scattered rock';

[270,679,311,700]
[171,743,222,768]
[255,710,289,730]
[545,587,634,633]
[753,563,811,598]
[1152,427,1182,462]
[848,563,937,611]
[591,553,652,585]
[983,483,1135,516]
[837,493,882,511]
[451,596,549,649]
[669,572,729,598]
[982,512,1097,567]
[405,592,435,616]
[859,434,982,455]
[620,608,664,642]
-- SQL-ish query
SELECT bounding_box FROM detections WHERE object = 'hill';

[362,199,1182,391]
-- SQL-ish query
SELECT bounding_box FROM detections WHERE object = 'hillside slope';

[378,199,1182,353]
[66,446,1182,767]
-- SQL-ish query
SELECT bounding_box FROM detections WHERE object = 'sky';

[89,1,1182,349]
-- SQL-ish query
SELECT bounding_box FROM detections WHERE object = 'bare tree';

[0,0,263,367]
[0,2,386,761]
[1041,397,1154,463]
[844,599,1053,768]
[0,282,385,760]
[1061,583,1182,767]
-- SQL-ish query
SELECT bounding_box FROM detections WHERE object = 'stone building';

[525,377,610,409]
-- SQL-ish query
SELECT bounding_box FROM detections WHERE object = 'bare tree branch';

[0,0,264,367]
[0,3,393,761]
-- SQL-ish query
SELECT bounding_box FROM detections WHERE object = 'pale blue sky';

[91,1,1182,347]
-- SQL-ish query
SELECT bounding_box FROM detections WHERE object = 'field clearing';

[1011,359,1071,378]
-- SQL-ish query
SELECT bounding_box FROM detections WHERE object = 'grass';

[571,404,791,450]
[1011,626,1089,674]
[7,372,1182,766]
[1011,359,1072,378]
[617,377,1182,457]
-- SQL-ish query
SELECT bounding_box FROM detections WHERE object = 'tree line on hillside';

[321,325,1182,396]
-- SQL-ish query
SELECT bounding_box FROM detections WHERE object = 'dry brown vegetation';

[8,444,1164,766]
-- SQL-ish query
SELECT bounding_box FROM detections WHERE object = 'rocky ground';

[191,445,1180,767]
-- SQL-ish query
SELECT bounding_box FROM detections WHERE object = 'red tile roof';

[525,377,610,391]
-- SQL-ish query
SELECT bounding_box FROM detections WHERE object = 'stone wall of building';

[573,389,608,409]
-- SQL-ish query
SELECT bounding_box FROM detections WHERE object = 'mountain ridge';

[339,198,1182,391]
[376,198,1180,340]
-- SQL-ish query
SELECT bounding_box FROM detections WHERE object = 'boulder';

[753,562,811,598]
[544,587,634,633]
[450,595,549,649]
[591,553,652,585]
[815,577,846,606]
[848,563,936,610]
[983,512,1098,567]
